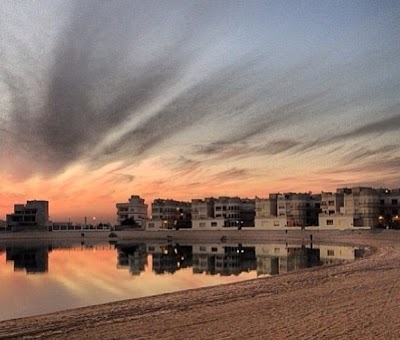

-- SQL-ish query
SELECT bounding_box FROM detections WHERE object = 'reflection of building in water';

[255,243,320,275]
[319,245,364,265]
[6,246,49,274]
[279,246,320,274]
[192,244,256,276]
[116,244,147,275]
[147,244,192,274]
[255,243,362,275]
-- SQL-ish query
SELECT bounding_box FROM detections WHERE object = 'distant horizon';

[2,183,399,224]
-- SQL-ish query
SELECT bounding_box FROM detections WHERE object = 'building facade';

[116,195,148,226]
[255,193,321,229]
[377,188,400,227]
[6,200,49,229]
[191,197,255,230]
[318,187,395,229]
[151,199,191,229]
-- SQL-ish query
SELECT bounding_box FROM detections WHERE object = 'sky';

[0,0,399,223]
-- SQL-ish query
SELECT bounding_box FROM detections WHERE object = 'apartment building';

[318,189,354,229]
[116,195,148,226]
[6,200,49,229]
[151,199,191,229]
[214,197,255,228]
[318,187,396,229]
[255,193,321,229]
[191,197,255,230]
[376,188,400,227]
[191,197,222,229]
[191,198,216,220]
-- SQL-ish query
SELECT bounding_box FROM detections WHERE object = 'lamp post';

[378,215,384,228]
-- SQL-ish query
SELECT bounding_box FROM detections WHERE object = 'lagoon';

[0,239,363,321]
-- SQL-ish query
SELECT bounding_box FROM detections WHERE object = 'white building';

[116,195,148,225]
[318,187,384,229]
[151,198,191,229]
[191,198,224,230]
[143,219,164,231]
[255,193,321,229]
[318,189,354,229]
[6,200,49,229]
[191,196,255,230]
[191,198,215,220]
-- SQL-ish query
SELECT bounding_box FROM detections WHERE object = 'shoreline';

[1,230,399,339]
[0,227,364,241]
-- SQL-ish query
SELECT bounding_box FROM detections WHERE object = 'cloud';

[328,111,400,143]
[210,168,250,182]
[340,144,399,163]
[0,1,282,177]
[1,0,399,187]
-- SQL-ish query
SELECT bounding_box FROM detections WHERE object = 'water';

[0,240,364,321]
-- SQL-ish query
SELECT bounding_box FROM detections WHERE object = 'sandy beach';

[0,229,399,339]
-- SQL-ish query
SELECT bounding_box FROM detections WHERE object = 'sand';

[1,229,399,339]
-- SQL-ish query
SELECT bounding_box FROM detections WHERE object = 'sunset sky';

[0,1,399,223]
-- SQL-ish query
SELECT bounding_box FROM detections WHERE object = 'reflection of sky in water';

[0,245,257,321]
[0,241,361,321]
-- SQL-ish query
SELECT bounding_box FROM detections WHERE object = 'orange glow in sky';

[1,1,399,223]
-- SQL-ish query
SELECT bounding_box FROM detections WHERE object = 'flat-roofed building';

[191,198,215,220]
[318,187,396,229]
[116,195,148,226]
[151,198,191,229]
[255,193,321,229]
[143,219,163,231]
[192,196,255,230]
[319,189,354,229]
[6,200,49,230]
[376,188,400,227]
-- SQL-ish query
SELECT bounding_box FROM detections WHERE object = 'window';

[211,222,217,227]
[148,223,154,228]
[148,246,155,251]
[199,222,206,228]
[211,247,218,252]
[327,219,334,225]
[327,249,335,256]
[216,207,221,211]
[328,200,335,205]
[392,199,398,205]
[200,246,206,252]
[274,221,280,226]
[380,199,385,205]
